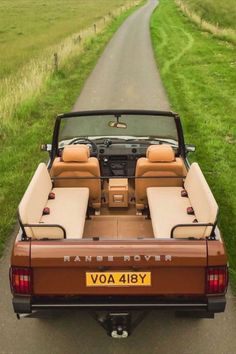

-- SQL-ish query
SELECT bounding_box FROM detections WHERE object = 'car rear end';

[10,238,228,317]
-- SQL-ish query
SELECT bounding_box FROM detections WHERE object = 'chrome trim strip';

[32,303,207,309]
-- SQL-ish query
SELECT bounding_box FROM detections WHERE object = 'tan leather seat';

[19,163,89,240]
[135,145,186,209]
[50,145,101,209]
[147,163,218,239]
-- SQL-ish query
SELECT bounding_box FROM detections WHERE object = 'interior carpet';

[83,215,154,239]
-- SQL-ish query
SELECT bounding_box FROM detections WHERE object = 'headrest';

[62,145,89,162]
[146,145,175,162]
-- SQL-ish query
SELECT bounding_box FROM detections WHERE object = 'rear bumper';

[12,294,226,314]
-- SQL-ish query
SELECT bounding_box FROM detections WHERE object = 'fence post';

[94,24,96,34]
[54,53,58,71]
[75,34,82,45]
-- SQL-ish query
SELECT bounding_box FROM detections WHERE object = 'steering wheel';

[68,138,98,157]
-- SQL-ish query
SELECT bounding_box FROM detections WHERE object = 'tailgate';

[30,240,207,296]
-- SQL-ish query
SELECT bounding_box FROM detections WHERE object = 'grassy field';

[0,2,144,256]
[0,0,137,123]
[151,0,236,289]
[0,0,133,78]
[181,0,236,30]
[175,0,236,45]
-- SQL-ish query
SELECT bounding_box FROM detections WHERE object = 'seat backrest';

[18,163,65,239]
[19,163,52,225]
[184,162,218,236]
[50,145,101,209]
[135,145,186,209]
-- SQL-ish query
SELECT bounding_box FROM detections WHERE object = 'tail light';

[206,266,228,294]
[10,267,32,295]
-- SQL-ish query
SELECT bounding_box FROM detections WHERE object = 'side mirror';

[41,144,52,152]
[185,144,196,153]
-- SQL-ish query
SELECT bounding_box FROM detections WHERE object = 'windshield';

[58,114,178,145]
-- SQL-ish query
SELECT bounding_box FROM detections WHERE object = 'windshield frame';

[50,109,186,162]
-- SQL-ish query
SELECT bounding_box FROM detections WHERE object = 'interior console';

[108,178,128,207]
[98,143,147,177]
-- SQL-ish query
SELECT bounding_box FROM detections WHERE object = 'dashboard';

[97,142,148,177]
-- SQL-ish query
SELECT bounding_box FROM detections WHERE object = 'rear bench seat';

[147,163,218,239]
[19,163,89,240]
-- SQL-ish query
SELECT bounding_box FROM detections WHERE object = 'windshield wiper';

[124,137,178,146]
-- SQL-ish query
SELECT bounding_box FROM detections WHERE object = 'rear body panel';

[11,238,226,295]
[29,240,207,295]
[33,267,206,295]
[11,238,227,314]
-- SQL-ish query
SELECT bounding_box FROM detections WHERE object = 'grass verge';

[0,2,144,257]
[151,0,236,290]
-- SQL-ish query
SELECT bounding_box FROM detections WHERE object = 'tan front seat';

[50,145,101,209]
[135,145,186,209]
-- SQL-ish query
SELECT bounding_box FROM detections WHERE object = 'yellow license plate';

[86,272,151,287]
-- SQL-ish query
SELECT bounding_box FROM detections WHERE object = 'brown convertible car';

[10,110,228,337]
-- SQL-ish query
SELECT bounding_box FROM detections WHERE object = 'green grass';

[151,0,236,290]
[0,2,144,256]
[0,0,132,78]
[182,0,236,30]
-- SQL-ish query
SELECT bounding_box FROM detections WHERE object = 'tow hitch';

[94,311,147,338]
[108,313,130,338]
